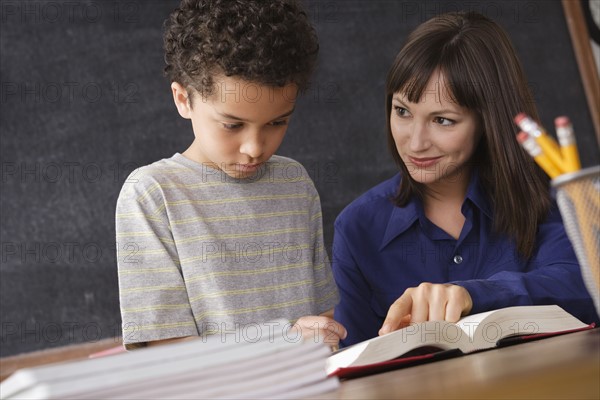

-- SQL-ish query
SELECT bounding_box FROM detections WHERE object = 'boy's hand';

[292,312,347,350]
[379,283,473,335]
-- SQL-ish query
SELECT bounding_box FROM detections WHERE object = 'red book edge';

[88,345,127,359]
[495,323,595,347]
[328,324,596,380]
[328,348,463,380]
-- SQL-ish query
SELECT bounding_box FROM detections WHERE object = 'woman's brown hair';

[386,11,550,259]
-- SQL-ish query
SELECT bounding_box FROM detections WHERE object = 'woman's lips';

[408,156,442,168]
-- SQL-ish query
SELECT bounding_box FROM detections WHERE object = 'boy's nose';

[240,133,264,159]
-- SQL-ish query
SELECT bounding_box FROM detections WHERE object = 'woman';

[332,11,597,346]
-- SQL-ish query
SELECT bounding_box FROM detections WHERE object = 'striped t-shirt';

[116,153,339,348]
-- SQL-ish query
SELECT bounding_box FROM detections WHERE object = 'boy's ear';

[171,82,192,119]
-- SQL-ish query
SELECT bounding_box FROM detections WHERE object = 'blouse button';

[453,255,463,264]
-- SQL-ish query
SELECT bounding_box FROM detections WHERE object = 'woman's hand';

[379,283,473,335]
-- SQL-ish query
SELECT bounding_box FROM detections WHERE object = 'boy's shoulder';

[267,154,308,172]
[265,155,314,184]
[118,155,186,199]
[133,154,185,177]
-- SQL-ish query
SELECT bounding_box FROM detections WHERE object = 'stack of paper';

[0,320,338,399]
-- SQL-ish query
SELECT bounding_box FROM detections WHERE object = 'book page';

[454,310,497,340]
[457,305,588,351]
[326,320,471,373]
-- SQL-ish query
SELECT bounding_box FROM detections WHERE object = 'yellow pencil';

[516,131,561,179]
[514,113,567,174]
[554,116,581,173]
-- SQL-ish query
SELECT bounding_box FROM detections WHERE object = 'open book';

[327,305,593,378]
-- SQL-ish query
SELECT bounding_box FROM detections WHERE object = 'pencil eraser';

[514,113,527,124]
[554,116,570,127]
[516,131,529,143]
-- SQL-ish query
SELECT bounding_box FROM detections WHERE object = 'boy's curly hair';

[163,0,319,100]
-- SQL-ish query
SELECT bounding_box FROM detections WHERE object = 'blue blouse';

[332,172,598,346]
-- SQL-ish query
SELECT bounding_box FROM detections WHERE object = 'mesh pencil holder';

[552,165,600,314]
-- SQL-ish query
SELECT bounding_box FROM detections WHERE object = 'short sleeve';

[307,180,339,314]
[115,169,198,348]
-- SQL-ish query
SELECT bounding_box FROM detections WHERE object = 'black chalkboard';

[1,0,598,357]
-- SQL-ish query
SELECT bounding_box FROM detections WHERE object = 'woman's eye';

[434,117,454,126]
[222,123,243,130]
[394,106,410,117]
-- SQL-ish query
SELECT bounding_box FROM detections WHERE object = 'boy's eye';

[433,117,455,126]
[222,123,243,130]
[269,120,288,127]
[394,106,411,117]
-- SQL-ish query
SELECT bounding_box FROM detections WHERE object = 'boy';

[115,0,344,349]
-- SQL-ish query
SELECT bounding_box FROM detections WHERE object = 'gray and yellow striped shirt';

[116,153,338,348]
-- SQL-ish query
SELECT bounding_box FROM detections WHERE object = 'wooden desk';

[0,338,123,382]
[309,329,600,399]
[1,331,597,398]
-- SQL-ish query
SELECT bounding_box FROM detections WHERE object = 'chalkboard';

[1,0,599,357]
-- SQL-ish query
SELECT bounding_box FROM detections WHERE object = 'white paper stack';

[0,320,338,399]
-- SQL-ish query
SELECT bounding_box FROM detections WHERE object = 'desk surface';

[309,329,600,400]
[1,330,598,399]
[0,338,122,382]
